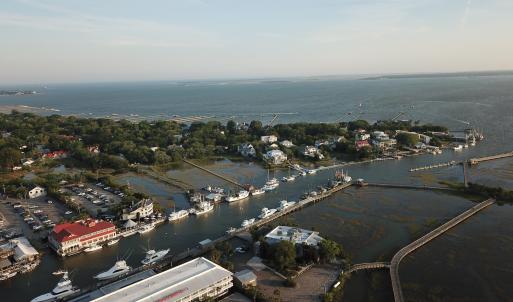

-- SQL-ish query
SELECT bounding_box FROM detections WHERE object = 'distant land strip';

[361,70,513,80]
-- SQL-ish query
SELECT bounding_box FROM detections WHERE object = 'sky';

[1,0,513,84]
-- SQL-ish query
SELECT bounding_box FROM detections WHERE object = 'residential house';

[355,132,371,141]
[238,143,256,158]
[303,145,325,159]
[260,135,278,144]
[263,150,287,165]
[87,145,100,154]
[355,140,371,151]
[264,225,324,246]
[280,140,294,148]
[43,150,68,159]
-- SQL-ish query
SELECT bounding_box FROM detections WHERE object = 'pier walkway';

[390,198,495,302]
[469,151,513,165]
[345,262,390,274]
[182,159,245,188]
[363,183,455,191]
[138,166,193,191]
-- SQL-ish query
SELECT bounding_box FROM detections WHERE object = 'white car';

[65,211,73,215]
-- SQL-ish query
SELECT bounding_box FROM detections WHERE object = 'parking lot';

[0,196,72,244]
[63,182,123,217]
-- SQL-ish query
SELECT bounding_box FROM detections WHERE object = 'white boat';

[277,200,296,211]
[0,271,17,281]
[168,209,189,221]
[94,260,131,280]
[251,188,265,196]
[107,238,120,246]
[138,223,155,234]
[31,271,79,302]
[262,183,279,191]
[84,244,102,252]
[453,145,463,151]
[141,249,170,265]
[226,227,237,234]
[258,207,277,219]
[225,190,250,202]
[193,201,214,215]
[307,169,317,175]
[299,171,307,176]
[121,228,138,238]
[241,218,256,228]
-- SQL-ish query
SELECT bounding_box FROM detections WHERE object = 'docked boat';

[277,200,296,211]
[94,260,131,280]
[0,271,17,281]
[262,183,279,191]
[226,227,237,234]
[141,249,170,265]
[193,201,214,215]
[203,185,224,194]
[453,145,463,151]
[107,238,120,246]
[31,271,79,302]
[84,244,102,253]
[251,188,265,196]
[281,175,296,182]
[258,207,277,219]
[138,223,155,234]
[307,169,317,175]
[225,190,250,202]
[168,209,189,221]
[241,218,256,228]
[121,228,138,238]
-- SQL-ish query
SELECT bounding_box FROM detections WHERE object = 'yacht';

[193,201,214,215]
[94,260,131,280]
[241,218,256,228]
[225,190,250,202]
[277,200,296,211]
[226,227,237,234]
[307,169,317,175]
[107,238,119,246]
[262,183,278,191]
[138,223,155,234]
[169,209,189,221]
[258,207,277,219]
[31,271,79,302]
[453,145,463,151]
[281,175,296,182]
[251,188,265,196]
[84,244,102,253]
[141,249,170,265]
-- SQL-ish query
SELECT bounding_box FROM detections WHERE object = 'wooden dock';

[182,159,245,188]
[469,151,513,165]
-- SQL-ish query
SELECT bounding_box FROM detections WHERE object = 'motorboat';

[94,260,131,280]
[84,244,102,253]
[138,223,155,234]
[141,249,170,265]
[31,271,79,302]
[107,238,120,246]
[277,200,296,211]
[251,188,265,196]
[281,175,296,182]
[168,209,189,221]
[225,190,249,202]
[241,218,256,228]
[453,145,463,151]
[262,183,278,191]
[307,169,317,175]
[226,227,237,234]
[258,207,277,219]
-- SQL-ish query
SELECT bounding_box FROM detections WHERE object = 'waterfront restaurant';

[48,219,116,256]
[91,257,233,302]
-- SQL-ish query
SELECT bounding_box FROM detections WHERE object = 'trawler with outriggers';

[94,260,131,281]
[141,248,170,265]
[192,200,214,215]
[225,190,250,202]
[31,271,79,302]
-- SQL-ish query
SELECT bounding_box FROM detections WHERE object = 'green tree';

[0,147,22,170]
[272,240,296,271]
[319,239,343,263]
[396,133,419,146]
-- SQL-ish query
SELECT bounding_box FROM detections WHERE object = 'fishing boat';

[31,271,79,302]
[107,238,120,246]
[141,249,170,265]
[258,207,277,219]
[168,209,189,221]
[138,223,155,234]
[193,201,214,215]
[94,260,131,280]
[251,188,265,196]
[225,190,250,202]
[84,244,102,253]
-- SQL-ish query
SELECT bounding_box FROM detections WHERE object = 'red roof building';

[355,140,371,151]
[43,150,68,159]
[49,219,116,256]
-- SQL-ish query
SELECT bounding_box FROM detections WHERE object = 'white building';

[265,226,324,246]
[260,135,278,144]
[280,140,294,148]
[28,185,46,199]
[238,143,256,158]
[263,150,287,165]
[303,145,324,160]
[22,159,35,166]
[91,257,233,302]
[122,199,154,221]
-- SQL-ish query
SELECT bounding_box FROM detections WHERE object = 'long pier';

[363,183,455,191]
[182,159,245,188]
[409,161,459,172]
[469,151,513,165]
[345,262,390,274]
[138,166,193,191]
[390,198,495,302]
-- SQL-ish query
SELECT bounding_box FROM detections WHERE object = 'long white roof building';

[91,257,233,302]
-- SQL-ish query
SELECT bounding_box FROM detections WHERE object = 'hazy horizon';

[2,0,513,85]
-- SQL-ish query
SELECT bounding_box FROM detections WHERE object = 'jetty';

[182,159,245,189]
[409,161,459,172]
[468,151,513,165]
